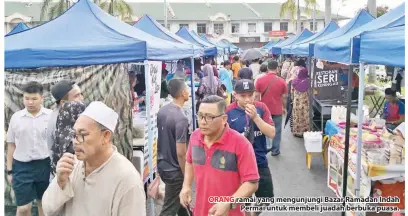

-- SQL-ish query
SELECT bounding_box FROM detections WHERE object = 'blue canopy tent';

[196,33,228,55]
[360,25,405,67]
[286,21,339,56]
[314,3,405,64]
[308,10,374,58]
[261,39,282,51]
[217,39,240,53]
[219,39,240,53]
[5,22,30,36]
[134,15,204,57]
[5,0,196,69]
[270,29,313,54]
[281,30,315,54]
[176,27,218,56]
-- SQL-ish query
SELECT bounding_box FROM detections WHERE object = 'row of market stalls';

[267,3,405,215]
[4,0,238,213]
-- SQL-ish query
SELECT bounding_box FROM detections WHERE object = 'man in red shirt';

[180,95,259,216]
[255,60,288,156]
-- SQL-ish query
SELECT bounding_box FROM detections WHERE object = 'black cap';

[234,79,255,93]
[51,80,75,101]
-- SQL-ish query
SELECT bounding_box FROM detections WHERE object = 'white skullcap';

[81,101,118,132]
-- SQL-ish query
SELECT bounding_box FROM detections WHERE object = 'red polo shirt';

[255,72,288,115]
[186,126,260,216]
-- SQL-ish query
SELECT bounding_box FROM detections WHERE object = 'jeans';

[267,115,282,154]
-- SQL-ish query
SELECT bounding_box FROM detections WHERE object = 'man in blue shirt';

[226,79,276,214]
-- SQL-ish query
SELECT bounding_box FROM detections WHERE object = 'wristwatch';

[6,170,12,175]
[230,202,237,210]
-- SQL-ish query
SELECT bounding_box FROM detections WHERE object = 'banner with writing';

[143,61,162,183]
[313,65,342,100]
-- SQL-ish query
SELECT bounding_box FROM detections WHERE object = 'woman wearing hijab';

[218,60,234,105]
[196,64,223,110]
[290,67,311,137]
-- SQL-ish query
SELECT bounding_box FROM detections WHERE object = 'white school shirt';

[7,106,52,162]
[42,147,146,216]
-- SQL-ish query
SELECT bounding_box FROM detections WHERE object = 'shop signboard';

[269,30,286,37]
[313,62,342,100]
[239,36,260,43]
[143,61,162,183]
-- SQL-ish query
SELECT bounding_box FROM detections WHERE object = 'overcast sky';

[6,0,405,19]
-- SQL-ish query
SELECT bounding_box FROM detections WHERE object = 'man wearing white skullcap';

[42,101,146,216]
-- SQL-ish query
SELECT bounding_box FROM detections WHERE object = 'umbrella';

[241,48,263,61]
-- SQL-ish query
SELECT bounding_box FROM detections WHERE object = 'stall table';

[312,97,358,131]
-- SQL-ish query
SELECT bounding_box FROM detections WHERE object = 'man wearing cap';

[7,81,52,216]
[42,102,146,216]
[48,80,84,176]
[48,80,83,152]
[226,79,276,216]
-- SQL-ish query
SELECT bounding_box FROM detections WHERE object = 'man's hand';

[245,104,258,120]
[179,186,192,208]
[208,202,231,216]
[7,174,12,184]
[56,153,75,189]
[282,109,287,116]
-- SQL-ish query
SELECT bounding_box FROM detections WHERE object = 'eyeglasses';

[71,129,107,143]
[196,114,224,123]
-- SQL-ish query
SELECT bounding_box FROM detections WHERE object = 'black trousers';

[158,169,189,216]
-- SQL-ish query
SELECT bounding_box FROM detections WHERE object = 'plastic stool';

[306,135,329,169]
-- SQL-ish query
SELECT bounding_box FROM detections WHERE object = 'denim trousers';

[267,115,282,154]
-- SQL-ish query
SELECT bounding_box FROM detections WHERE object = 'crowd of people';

[6,81,146,216]
[5,53,321,216]
[156,55,314,216]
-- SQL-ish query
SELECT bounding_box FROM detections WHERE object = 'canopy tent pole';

[309,58,315,128]
[191,58,197,130]
[355,62,365,198]
[341,64,353,216]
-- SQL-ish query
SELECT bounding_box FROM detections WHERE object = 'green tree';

[280,0,318,33]
[376,5,390,17]
[40,0,133,21]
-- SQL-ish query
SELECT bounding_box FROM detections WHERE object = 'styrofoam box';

[304,133,323,153]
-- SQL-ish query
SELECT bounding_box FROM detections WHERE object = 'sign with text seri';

[313,65,342,100]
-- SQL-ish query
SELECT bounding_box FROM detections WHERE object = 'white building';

[5,1,347,48]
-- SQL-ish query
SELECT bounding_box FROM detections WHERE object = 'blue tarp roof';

[217,40,239,53]
[176,27,218,56]
[6,22,30,36]
[134,15,204,57]
[261,39,282,51]
[5,0,195,69]
[360,25,405,67]
[194,32,226,54]
[281,30,315,54]
[314,3,405,64]
[273,29,313,54]
[309,10,374,58]
[285,21,339,56]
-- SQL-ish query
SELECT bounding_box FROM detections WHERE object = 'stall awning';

[271,29,313,54]
[5,22,30,36]
[308,10,374,58]
[134,15,204,57]
[176,27,218,56]
[5,0,195,69]
[287,21,339,56]
[360,25,405,67]
[314,3,405,64]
